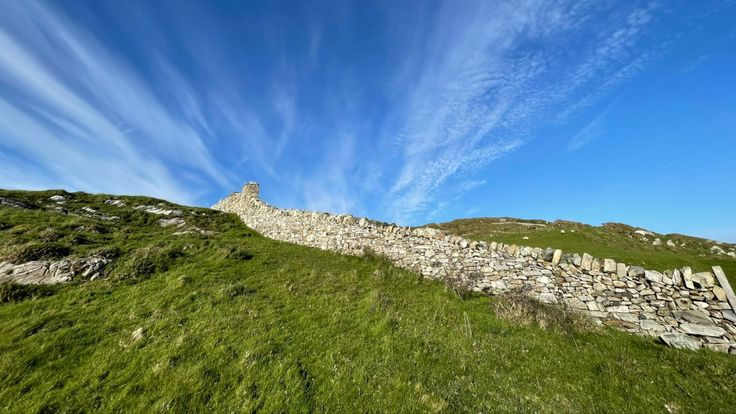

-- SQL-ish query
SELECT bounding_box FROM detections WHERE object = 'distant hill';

[1,189,735,412]
[430,217,736,285]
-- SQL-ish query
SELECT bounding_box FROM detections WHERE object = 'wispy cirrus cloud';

[568,112,606,152]
[0,0,727,232]
[384,0,661,223]
[0,0,234,204]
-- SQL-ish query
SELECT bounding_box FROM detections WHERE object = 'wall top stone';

[242,182,260,199]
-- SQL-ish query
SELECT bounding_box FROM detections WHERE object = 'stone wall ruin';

[214,182,736,353]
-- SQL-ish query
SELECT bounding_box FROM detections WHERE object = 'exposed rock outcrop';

[0,196,34,209]
[0,256,109,285]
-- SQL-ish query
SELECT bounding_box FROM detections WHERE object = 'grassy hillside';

[431,217,736,285]
[1,190,736,412]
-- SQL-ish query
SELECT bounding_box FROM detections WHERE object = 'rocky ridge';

[0,256,109,285]
[214,182,736,353]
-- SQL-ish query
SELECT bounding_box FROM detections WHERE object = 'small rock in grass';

[711,245,726,255]
[105,199,126,207]
[158,217,186,228]
[132,327,145,341]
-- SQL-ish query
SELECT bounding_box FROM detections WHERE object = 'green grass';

[432,217,736,286]
[1,190,736,412]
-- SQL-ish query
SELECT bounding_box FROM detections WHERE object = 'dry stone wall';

[214,182,736,353]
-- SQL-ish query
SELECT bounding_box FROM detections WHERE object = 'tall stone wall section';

[214,183,736,353]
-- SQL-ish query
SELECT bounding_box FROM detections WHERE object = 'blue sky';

[1,1,735,241]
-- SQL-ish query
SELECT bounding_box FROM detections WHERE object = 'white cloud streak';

[385,0,660,223]
[0,0,697,225]
[568,113,605,151]
[0,0,234,204]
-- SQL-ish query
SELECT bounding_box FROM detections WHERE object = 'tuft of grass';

[39,228,62,242]
[90,246,122,260]
[221,281,256,299]
[176,274,194,288]
[223,246,254,261]
[6,242,72,263]
[114,245,184,281]
[491,289,595,335]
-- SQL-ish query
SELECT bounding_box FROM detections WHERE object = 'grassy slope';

[0,190,735,413]
[432,218,736,286]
